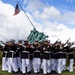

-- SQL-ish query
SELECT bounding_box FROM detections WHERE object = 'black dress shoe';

[27,71,31,74]
[19,71,22,74]
[37,72,40,74]
[40,69,43,71]
[48,72,51,74]
[22,73,25,75]
[18,68,20,70]
[13,71,19,74]
[34,72,38,74]
[66,69,69,71]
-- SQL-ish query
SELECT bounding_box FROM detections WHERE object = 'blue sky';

[2,0,75,11]
[1,0,75,27]
[0,0,75,42]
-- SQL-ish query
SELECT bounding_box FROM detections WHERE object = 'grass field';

[60,67,75,75]
[0,51,75,75]
[0,65,75,75]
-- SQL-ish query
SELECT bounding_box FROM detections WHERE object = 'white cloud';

[23,0,28,4]
[24,0,75,25]
[40,6,61,21]
[62,11,75,24]
[0,1,35,41]
[24,0,49,12]
[66,0,74,3]
[32,5,75,26]
[44,23,75,43]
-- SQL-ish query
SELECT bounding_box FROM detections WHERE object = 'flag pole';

[17,1,36,30]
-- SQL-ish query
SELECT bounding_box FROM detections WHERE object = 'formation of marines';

[0,39,75,75]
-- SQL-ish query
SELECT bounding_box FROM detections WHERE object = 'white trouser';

[61,58,66,71]
[33,58,41,73]
[2,57,8,71]
[8,58,18,73]
[52,59,57,71]
[56,59,63,74]
[21,59,31,73]
[16,57,22,71]
[50,59,55,71]
[42,59,51,74]
[67,59,74,72]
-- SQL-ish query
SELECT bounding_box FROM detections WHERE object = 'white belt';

[44,51,50,53]
[68,52,73,54]
[10,50,16,54]
[22,51,29,53]
[10,51,14,52]
[34,50,40,52]
[55,52,63,54]
[4,51,8,53]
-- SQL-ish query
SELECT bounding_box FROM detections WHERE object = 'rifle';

[62,38,71,47]
[68,41,75,48]
[71,41,75,45]
[53,38,60,46]
[0,41,6,45]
